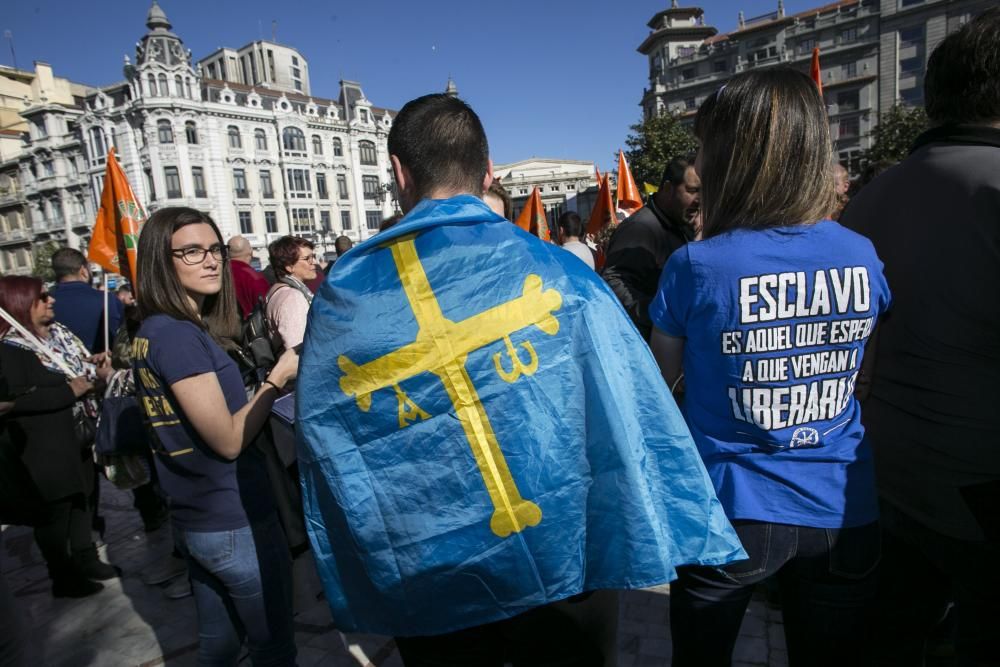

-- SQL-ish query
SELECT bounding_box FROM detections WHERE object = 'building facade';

[494,159,600,229]
[11,0,396,268]
[639,0,991,172]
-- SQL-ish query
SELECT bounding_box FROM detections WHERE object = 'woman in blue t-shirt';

[133,207,300,666]
[649,69,890,666]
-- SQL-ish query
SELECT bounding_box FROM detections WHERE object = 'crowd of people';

[0,7,997,667]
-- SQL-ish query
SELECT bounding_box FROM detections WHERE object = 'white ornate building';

[15,1,396,264]
[493,159,600,229]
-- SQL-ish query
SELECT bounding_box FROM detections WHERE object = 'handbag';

[74,406,97,450]
[94,395,147,457]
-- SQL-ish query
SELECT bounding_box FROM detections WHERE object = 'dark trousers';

[670,520,880,667]
[395,599,604,667]
[33,494,92,572]
[0,558,26,667]
[872,500,1000,666]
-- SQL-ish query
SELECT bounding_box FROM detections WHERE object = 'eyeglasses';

[171,245,228,265]
[37,292,52,302]
[298,254,316,264]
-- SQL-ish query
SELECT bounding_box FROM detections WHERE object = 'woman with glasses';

[649,69,891,665]
[0,275,116,598]
[265,236,318,353]
[133,207,299,665]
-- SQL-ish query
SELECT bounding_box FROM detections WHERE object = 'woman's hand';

[94,355,113,383]
[69,376,95,398]
[267,348,300,390]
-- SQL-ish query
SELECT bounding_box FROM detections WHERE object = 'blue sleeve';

[649,245,694,338]
[107,297,124,344]
[148,321,216,386]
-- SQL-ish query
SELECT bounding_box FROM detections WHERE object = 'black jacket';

[601,199,692,340]
[0,343,93,501]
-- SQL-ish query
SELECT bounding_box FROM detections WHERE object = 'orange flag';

[513,187,551,242]
[810,47,823,97]
[88,147,146,288]
[595,166,602,185]
[587,175,617,237]
[615,150,642,219]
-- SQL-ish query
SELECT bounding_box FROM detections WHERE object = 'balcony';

[0,228,30,246]
[0,188,24,207]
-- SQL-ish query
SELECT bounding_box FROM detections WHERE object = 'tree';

[862,104,929,166]
[31,240,61,283]
[624,112,699,191]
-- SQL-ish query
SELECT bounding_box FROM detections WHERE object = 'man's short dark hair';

[660,153,698,189]
[925,7,1000,125]
[51,247,87,281]
[387,94,489,200]
[117,284,133,294]
[334,235,353,257]
[558,211,584,239]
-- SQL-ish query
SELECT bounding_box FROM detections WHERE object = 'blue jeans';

[670,520,880,667]
[174,515,296,666]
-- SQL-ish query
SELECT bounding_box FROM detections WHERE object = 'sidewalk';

[2,479,787,666]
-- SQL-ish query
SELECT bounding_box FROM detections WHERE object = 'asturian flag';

[88,147,145,288]
[296,195,744,636]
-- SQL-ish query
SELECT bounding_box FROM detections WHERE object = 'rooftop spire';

[445,77,458,98]
[146,1,172,31]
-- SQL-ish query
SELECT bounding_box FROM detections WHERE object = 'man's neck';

[58,277,85,285]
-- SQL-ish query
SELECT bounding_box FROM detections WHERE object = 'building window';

[192,166,206,197]
[291,208,315,233]
[341,210,352,230]
[681,68,695,80]
[838,91,860,113]
[186,78,193,98]
[316,173,328,199]
[238,211,253,234]
[147,73,157,96]
[337,174,349,199]
[42,160,54,177]
[265,211,278,233]
[362,175,381,200]
[900,0,923,6]
[286,168,312,198]
[157,120,174,144]
[714,60,727,73]
[900,85,923,107]
[294,80,303,92]
[359,109,369,123]
[185,121,198,144]
[158,73,168,96]
[227,126,242,149]
[843,61,858,79]
[260,170,274,199]
[254,128,268,151]
[332,137,343,156]
[567,183,576,190]
[899,25,925,47]
[366,211,381,230]
[320,210,331,232]
[685,97,697,110]
[839,117,859,139]
[164,166,182,198]
[799,38,816,55]
[840,27,858,43]
[233,169,249,198]
[359,140,377,166]
[145,168,155,201]
[174,75,184,97]
[282,127,306,152]
[90,127,106,157]
[900,56,923,73]
[312,135,323,155]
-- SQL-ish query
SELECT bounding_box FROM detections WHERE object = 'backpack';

[238,295,279,387]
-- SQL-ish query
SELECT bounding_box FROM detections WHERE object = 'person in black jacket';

[0,275,116,598]
[601,153,701,340]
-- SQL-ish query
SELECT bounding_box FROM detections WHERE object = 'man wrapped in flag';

[296,94,743,661]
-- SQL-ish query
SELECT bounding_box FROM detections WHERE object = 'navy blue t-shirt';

[650,221,890,528]
[132,314,272,531]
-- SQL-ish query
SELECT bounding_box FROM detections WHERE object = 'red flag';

[513,187,551,242]
[88,147,146,289]
[810,47,823,97]
[587,175,616,237]
[615,150,642,219]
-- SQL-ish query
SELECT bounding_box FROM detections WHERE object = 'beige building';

[0,63,89,274]
[494,158,601,229]
[639,0,992,173]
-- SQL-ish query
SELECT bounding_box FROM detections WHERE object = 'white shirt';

[561,240,595,270]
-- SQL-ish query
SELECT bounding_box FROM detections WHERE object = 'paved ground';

[2,479,787,666]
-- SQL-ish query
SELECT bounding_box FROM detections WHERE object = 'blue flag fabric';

[297,195,744,636]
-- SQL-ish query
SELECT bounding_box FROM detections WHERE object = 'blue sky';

[4,0,824,171]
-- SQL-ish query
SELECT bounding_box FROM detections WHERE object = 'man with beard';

[601,153,700,340]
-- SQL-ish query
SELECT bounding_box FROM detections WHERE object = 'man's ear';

[481,159,494,194]
[390,155,409,197]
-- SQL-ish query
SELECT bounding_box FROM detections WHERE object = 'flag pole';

[103,272,109,353]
